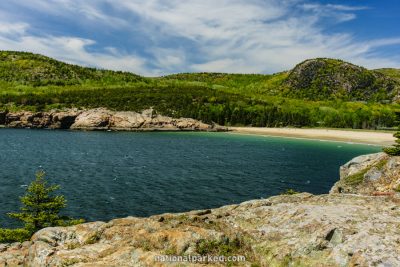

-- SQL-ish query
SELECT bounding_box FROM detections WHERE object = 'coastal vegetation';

[384,112,400,155]
[0,171,83,243]
[0,51,399,129]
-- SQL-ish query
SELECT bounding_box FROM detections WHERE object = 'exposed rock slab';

[0,108,226,132]
[1,193,400,266]
[330,152,400,195]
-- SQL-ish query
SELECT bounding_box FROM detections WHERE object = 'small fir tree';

[7,171,83,234]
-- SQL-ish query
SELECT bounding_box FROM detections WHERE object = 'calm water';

[0,129,381,227]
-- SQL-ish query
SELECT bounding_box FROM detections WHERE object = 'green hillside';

[0,51,144,86]
[375,68,400,82]
[0,51,399,129]
[282,58,399,102]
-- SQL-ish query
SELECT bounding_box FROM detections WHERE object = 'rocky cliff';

[0,108,226,132]
[330,152,400,195]
[1,153,399,266]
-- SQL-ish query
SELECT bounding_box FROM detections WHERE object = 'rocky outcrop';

[0,108,226,132]
[1,153,399,266]
[330,152,400,195]
[70,108,215,131]
[1,193,400,266]
[3,110,79,129]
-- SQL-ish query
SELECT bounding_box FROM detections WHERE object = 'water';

[0,129,381,228]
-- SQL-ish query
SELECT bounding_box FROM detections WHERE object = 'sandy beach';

[229,127,396,146]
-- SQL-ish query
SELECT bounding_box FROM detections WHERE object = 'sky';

[0,0,399,76]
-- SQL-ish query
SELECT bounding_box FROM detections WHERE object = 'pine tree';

[7,171,83,234]
[383,112,400,156]
[383,130,400,156]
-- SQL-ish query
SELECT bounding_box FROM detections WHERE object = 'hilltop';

[283,58,399,102]
[0,51,143,86]
[164,60,400,103]
[0,51,399,129]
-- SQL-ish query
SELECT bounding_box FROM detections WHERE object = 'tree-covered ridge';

[375,68,400,93]
[161,72,289,100]
[0,51,144,86]
[282,58,400,102]
[0,51,399,129]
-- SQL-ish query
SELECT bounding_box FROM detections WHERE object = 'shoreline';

[228,127,396,146]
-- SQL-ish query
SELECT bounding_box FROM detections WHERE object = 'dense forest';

[0,51,399,129]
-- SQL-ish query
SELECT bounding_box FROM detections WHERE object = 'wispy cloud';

[0,0,398,75]
[0,23,147,74]
[0,22,29,35]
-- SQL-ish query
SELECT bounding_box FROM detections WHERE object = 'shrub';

[281,189,300,195]
[0,228,31,243]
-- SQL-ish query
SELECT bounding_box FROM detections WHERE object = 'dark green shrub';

[0,228,31,243]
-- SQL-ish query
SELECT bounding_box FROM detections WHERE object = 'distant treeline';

[0,83,398,129]
[0,51,399,129]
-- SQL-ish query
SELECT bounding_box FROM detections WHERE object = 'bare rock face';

[5,112,53,129]
[70,108,224,131]
[330,152,400,195]
[0,108,225,132]
[70,108,112,130]
[1,193,400,266]
[50,110,80,129]
[109,111,147,130]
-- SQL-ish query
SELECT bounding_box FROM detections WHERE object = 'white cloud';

[0,23,148,74]
[109,0,400,72]
[0,22,29,35]
[0,0,399,75]
[325,4,369,11]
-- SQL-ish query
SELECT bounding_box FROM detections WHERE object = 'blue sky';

[0,0,399,76]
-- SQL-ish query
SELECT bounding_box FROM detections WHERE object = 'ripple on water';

[0,129,381,227]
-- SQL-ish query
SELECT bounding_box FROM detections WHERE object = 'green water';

[0,129,381,227]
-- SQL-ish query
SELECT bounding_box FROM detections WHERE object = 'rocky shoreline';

[0,108,227,132]
[1,153,399,266]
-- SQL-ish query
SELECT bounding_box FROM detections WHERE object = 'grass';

[195,237,242,256]
[343,167,371,186]
[375,159,388,170]
[343,158,388,186]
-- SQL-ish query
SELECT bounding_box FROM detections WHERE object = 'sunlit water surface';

[0,129,380,227]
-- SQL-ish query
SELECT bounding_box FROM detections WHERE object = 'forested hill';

[0,50,399,129]
[283,58,399,102]
[0,51,144,86]
[162,59,400,103]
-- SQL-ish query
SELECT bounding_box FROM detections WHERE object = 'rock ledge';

[0,108,227,132]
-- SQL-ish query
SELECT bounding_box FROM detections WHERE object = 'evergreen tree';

[7,171,83,234]
[383,129,400,156]
[383,112,400,156]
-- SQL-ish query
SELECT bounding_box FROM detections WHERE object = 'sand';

[228,127,396,146]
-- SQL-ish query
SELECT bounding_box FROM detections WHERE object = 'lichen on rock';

[330,152,400,195]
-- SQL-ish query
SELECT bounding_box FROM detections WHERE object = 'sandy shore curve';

[228,127,396,146]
